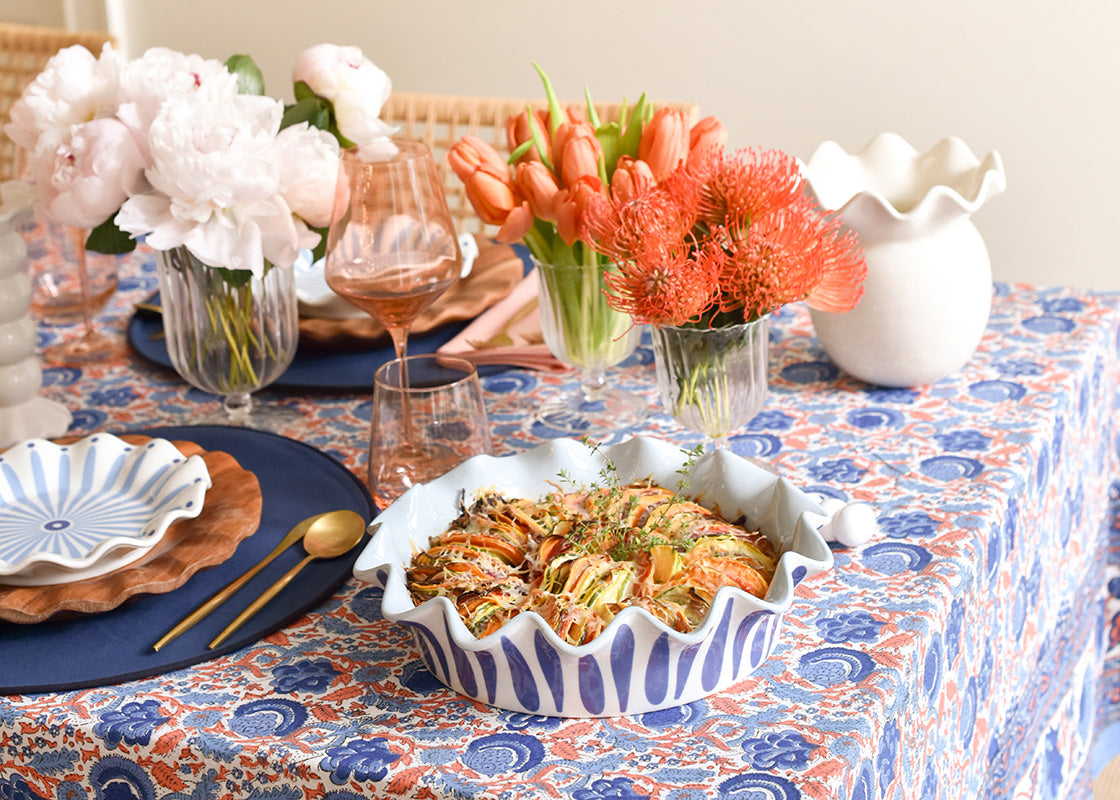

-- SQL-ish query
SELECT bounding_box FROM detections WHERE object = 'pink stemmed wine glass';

[324,140,462,363]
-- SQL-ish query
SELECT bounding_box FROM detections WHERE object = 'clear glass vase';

[649,316,770,448]
[156,246,298,424]
[534,258,646,436]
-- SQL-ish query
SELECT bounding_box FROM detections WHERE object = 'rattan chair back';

[0,22,116,182]
[380,92,700,235]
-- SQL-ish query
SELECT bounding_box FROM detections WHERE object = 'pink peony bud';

[449,135,508,183]
[31,117,145,230]
[639,108,690,182]
[292,43,393,146]
[515,161,560,222]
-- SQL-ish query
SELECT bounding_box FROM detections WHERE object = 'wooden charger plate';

[0,436,262,624]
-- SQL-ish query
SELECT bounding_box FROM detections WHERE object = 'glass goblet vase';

[649,316,770,450]
[28,222,121,365]
[156,245,299,426]
[534,258,646,436]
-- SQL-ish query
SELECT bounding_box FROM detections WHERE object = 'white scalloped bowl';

[353,436,833,717]
[0,433,212,585]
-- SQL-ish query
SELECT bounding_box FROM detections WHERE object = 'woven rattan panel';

[0,23,115,182]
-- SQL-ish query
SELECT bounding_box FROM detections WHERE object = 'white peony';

[275,122,340,229]
[116,47,240,157]
[27,117,146,230]
[5,43,124,154]
[116,94,318,277]
[291,43,394,146]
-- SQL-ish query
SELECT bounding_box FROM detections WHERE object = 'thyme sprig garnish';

[554,439,706,561]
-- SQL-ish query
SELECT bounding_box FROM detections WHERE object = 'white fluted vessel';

[802,133,1006,387]
[0,181,71,447]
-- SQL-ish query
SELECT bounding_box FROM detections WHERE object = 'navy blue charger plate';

[128,305,471,393]
[0,425,376,695]
[127,245,533,392]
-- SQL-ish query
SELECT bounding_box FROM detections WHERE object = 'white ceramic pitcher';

[802,133,1006,387]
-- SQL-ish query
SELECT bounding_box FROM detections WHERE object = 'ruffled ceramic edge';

[802,132,1006,225]
[354,436,834,658]
[0,433,212,576]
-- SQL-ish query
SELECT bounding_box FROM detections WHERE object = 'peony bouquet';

[5,41,393,276]
[5,42,393,394]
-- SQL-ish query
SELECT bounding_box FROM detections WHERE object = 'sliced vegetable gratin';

[406,480,778,645]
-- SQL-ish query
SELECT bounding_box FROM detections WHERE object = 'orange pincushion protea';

[584,147,867,327]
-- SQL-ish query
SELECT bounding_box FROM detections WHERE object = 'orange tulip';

[496,201,534,243]
[552,121,602,188]
[689,116,727,158]
[506,109,553,163]
[639,108,689,181]
[448,135,508,183]
[464,164,521,226]
[610,156,656,204]
[515,161,560,222]
[554,176,604,246]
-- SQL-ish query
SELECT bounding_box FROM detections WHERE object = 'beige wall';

[12,0,1120,290]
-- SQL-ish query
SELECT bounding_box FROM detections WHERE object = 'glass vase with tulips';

[450,64,727,435]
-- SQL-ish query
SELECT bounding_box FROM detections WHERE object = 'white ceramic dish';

[0,433,211,585]
[353,436,834,717]
[294,234,480,319]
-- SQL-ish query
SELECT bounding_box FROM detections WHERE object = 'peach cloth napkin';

[438,268,568,372]
[298,236,525,350]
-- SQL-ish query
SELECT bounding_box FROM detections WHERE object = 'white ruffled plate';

[0,433,212,586]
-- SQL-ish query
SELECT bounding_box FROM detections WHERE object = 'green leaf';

[293,80,317,102]
[525,109,554,173]
[225,54,265,96]
[584,86,601,128]
[532,62,565,139]
[594,122,624,176]
[214,266,252,289]
[310,225,329,262]
[281,96,331,132]
[507,139,534,164]
[618,92,648,159]
[85,217,135,255]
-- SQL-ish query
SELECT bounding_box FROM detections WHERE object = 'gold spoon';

[207,509,367,650]
[152,510,345,652]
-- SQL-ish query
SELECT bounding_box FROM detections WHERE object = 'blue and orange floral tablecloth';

[2,244,1120,800]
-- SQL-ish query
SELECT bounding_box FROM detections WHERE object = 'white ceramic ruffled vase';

[802,133,1006,387]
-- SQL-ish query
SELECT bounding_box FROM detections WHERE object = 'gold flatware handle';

[207,554,314,649]
[151,512,327,651]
